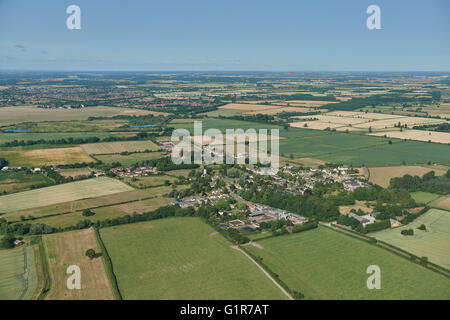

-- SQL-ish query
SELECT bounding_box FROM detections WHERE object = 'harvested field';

[369,130,450,144]
[339,201,372,215]
[430,195,450,211]
[0,177,133,213]
[81,140,159,155]
[1,147,94,166]
[58,168,93,178]
[368,165,446,187]
[94,152,164,165]
[43,228,114,300]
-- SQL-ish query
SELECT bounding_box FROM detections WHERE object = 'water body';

[129,124,156,128]
[3,129,30,133]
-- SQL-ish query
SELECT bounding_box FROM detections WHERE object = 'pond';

[129,124,156,128]
[3,129,30,133]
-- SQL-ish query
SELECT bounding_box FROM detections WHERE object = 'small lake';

[3,129,30,133]
[129,124,156,128]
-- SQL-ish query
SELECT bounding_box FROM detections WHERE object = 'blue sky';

[0,0,449,71]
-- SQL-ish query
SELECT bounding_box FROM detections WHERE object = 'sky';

[0,0,449,71]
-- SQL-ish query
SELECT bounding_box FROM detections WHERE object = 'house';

[349,212,370,225]
[14,239,24,246]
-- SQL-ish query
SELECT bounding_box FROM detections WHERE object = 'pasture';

[410,192,441,204]
[43,228,114,299]
[81,140,159,155]
[0,247,38,300]
[0,177,133,213]
[245,226,450,299]
[0,171,53,194]
[100,217,287,299]
[373,209,450,269]
[368,165,446,188]
[1,147,94,166]
[94,152,164,165]
[0,131,116,145]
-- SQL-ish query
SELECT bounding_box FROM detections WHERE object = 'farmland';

[0,248,38,300]
[373,209,450,269]
[368,165,446,188]
[245,226,450,299]
[43,228,114,299]
[81,140,159,155]
[100,217,287,299]
[94,152,164,165]
[0,105,155,125]
[430,195,450,211]
[410,192,441,204]
[0,177,133,213]
[0,170,53,194]
[1,147,94,166]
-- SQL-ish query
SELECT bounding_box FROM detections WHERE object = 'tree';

[82,209,95,217]
[0,234,15,249]
[85,249,96,259]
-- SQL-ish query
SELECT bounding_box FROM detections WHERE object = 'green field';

[94,152,164,165]
[245,226,450,299]
[410,191,441,204]
[0,132,116,144]
[100,217,287,299]
[170,119,450,166]
[373,209,450,269]
[0,177,133,213]
[81,140,159,155]
[430,195,450,211]
[0,247,38,300]
[0,171,53,194]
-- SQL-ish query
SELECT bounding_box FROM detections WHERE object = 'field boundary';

[36,236,52,300]
[94,227,122,300]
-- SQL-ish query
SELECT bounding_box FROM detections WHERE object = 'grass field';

[0,247,38,300]
[410,191,441,204]
[1,147,94,166]
[81,140,159,155]
[122,175,176,188]
[373,209,450,269]
[245,226,450,299]
[0,171,53,194]
[100,217,288,299]
[43,228,114,299]
[94,151,164,165]
[0,177,133,213]
[429,195,450,211]
[0,132,116,144]
[369,165,446,187]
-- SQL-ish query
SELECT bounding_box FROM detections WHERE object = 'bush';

[82,209,95,217]
[417,224,426,231]
[401,229,414,236]
[85,249,96,259]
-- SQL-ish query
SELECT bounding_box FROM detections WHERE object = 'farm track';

[231,245,294,300]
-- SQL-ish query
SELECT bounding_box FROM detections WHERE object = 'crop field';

[410,192,441,204]
[58,168,93,178]
[430,195,450,211]
[245,226,450,299]
[5,119,129,133]
[100,217,287,299]
[369,130,450,144]
[3,188,170,222]
[122,175,176,188]
[373,209,450,269]
[43,228,114,299]
[0,105,155,125]
[81,140,159,155]
[0,247,38,300]
[171,119,450,166]
[368,165,446,187]
[94,152,164,166]
[0,177,133,213]
[1,147,94,166]
[0,171,53,194]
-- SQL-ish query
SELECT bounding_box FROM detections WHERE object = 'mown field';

[81,140,159,155]
[245,226,450,299]
[1,147,94,166]
[373,209,450,269]
[170,119,450,166]
[0,247,38,300]
[100,217,287,299]
[0,177,132,213]
[430,195,450,211]
[43,228,114,300]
